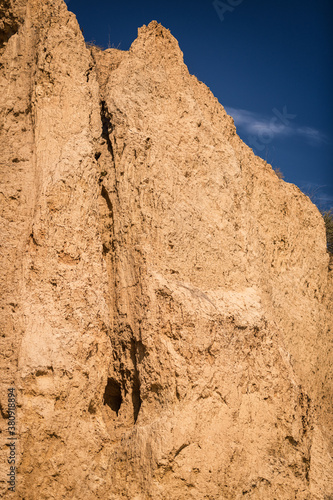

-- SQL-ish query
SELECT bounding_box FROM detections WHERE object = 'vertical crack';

[100,100,115,162]
[101,185,114,216]
[98,101,144,429]
[131,339,143,423]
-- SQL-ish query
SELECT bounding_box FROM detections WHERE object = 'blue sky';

[65,0,333,211]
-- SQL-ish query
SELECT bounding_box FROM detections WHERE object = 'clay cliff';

[0,1,332,498]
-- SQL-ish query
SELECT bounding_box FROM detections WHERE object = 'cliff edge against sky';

[0,1,332,498]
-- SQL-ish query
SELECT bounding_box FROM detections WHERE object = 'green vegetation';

[322,209,333,254]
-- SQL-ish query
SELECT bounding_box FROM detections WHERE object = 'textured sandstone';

[0,1,332,499]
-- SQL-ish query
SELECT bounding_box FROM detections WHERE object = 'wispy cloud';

[300,182,333,210]
[316,193,333,206]
[225,107,327,145]
[296,126,327,144]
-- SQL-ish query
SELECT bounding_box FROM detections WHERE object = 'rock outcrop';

[0,1,332,498]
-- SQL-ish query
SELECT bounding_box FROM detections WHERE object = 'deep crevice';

[85,65,93,82]
[103,378,122,416]
[132,377,141,423]
[102,243,110,255]
[100,100,115,161]
[101,185,113,214]
[130,339,143,423]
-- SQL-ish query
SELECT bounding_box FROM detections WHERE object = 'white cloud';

[225,106,327,145]
[295,126,327,144]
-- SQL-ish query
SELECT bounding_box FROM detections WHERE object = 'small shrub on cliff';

[322,209,333,254]
[85,40,104,50]
[274,167,284,179]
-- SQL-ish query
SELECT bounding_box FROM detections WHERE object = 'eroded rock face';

[0,2,332,498]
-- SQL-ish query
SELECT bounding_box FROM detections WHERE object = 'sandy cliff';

[0,1,332,498]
